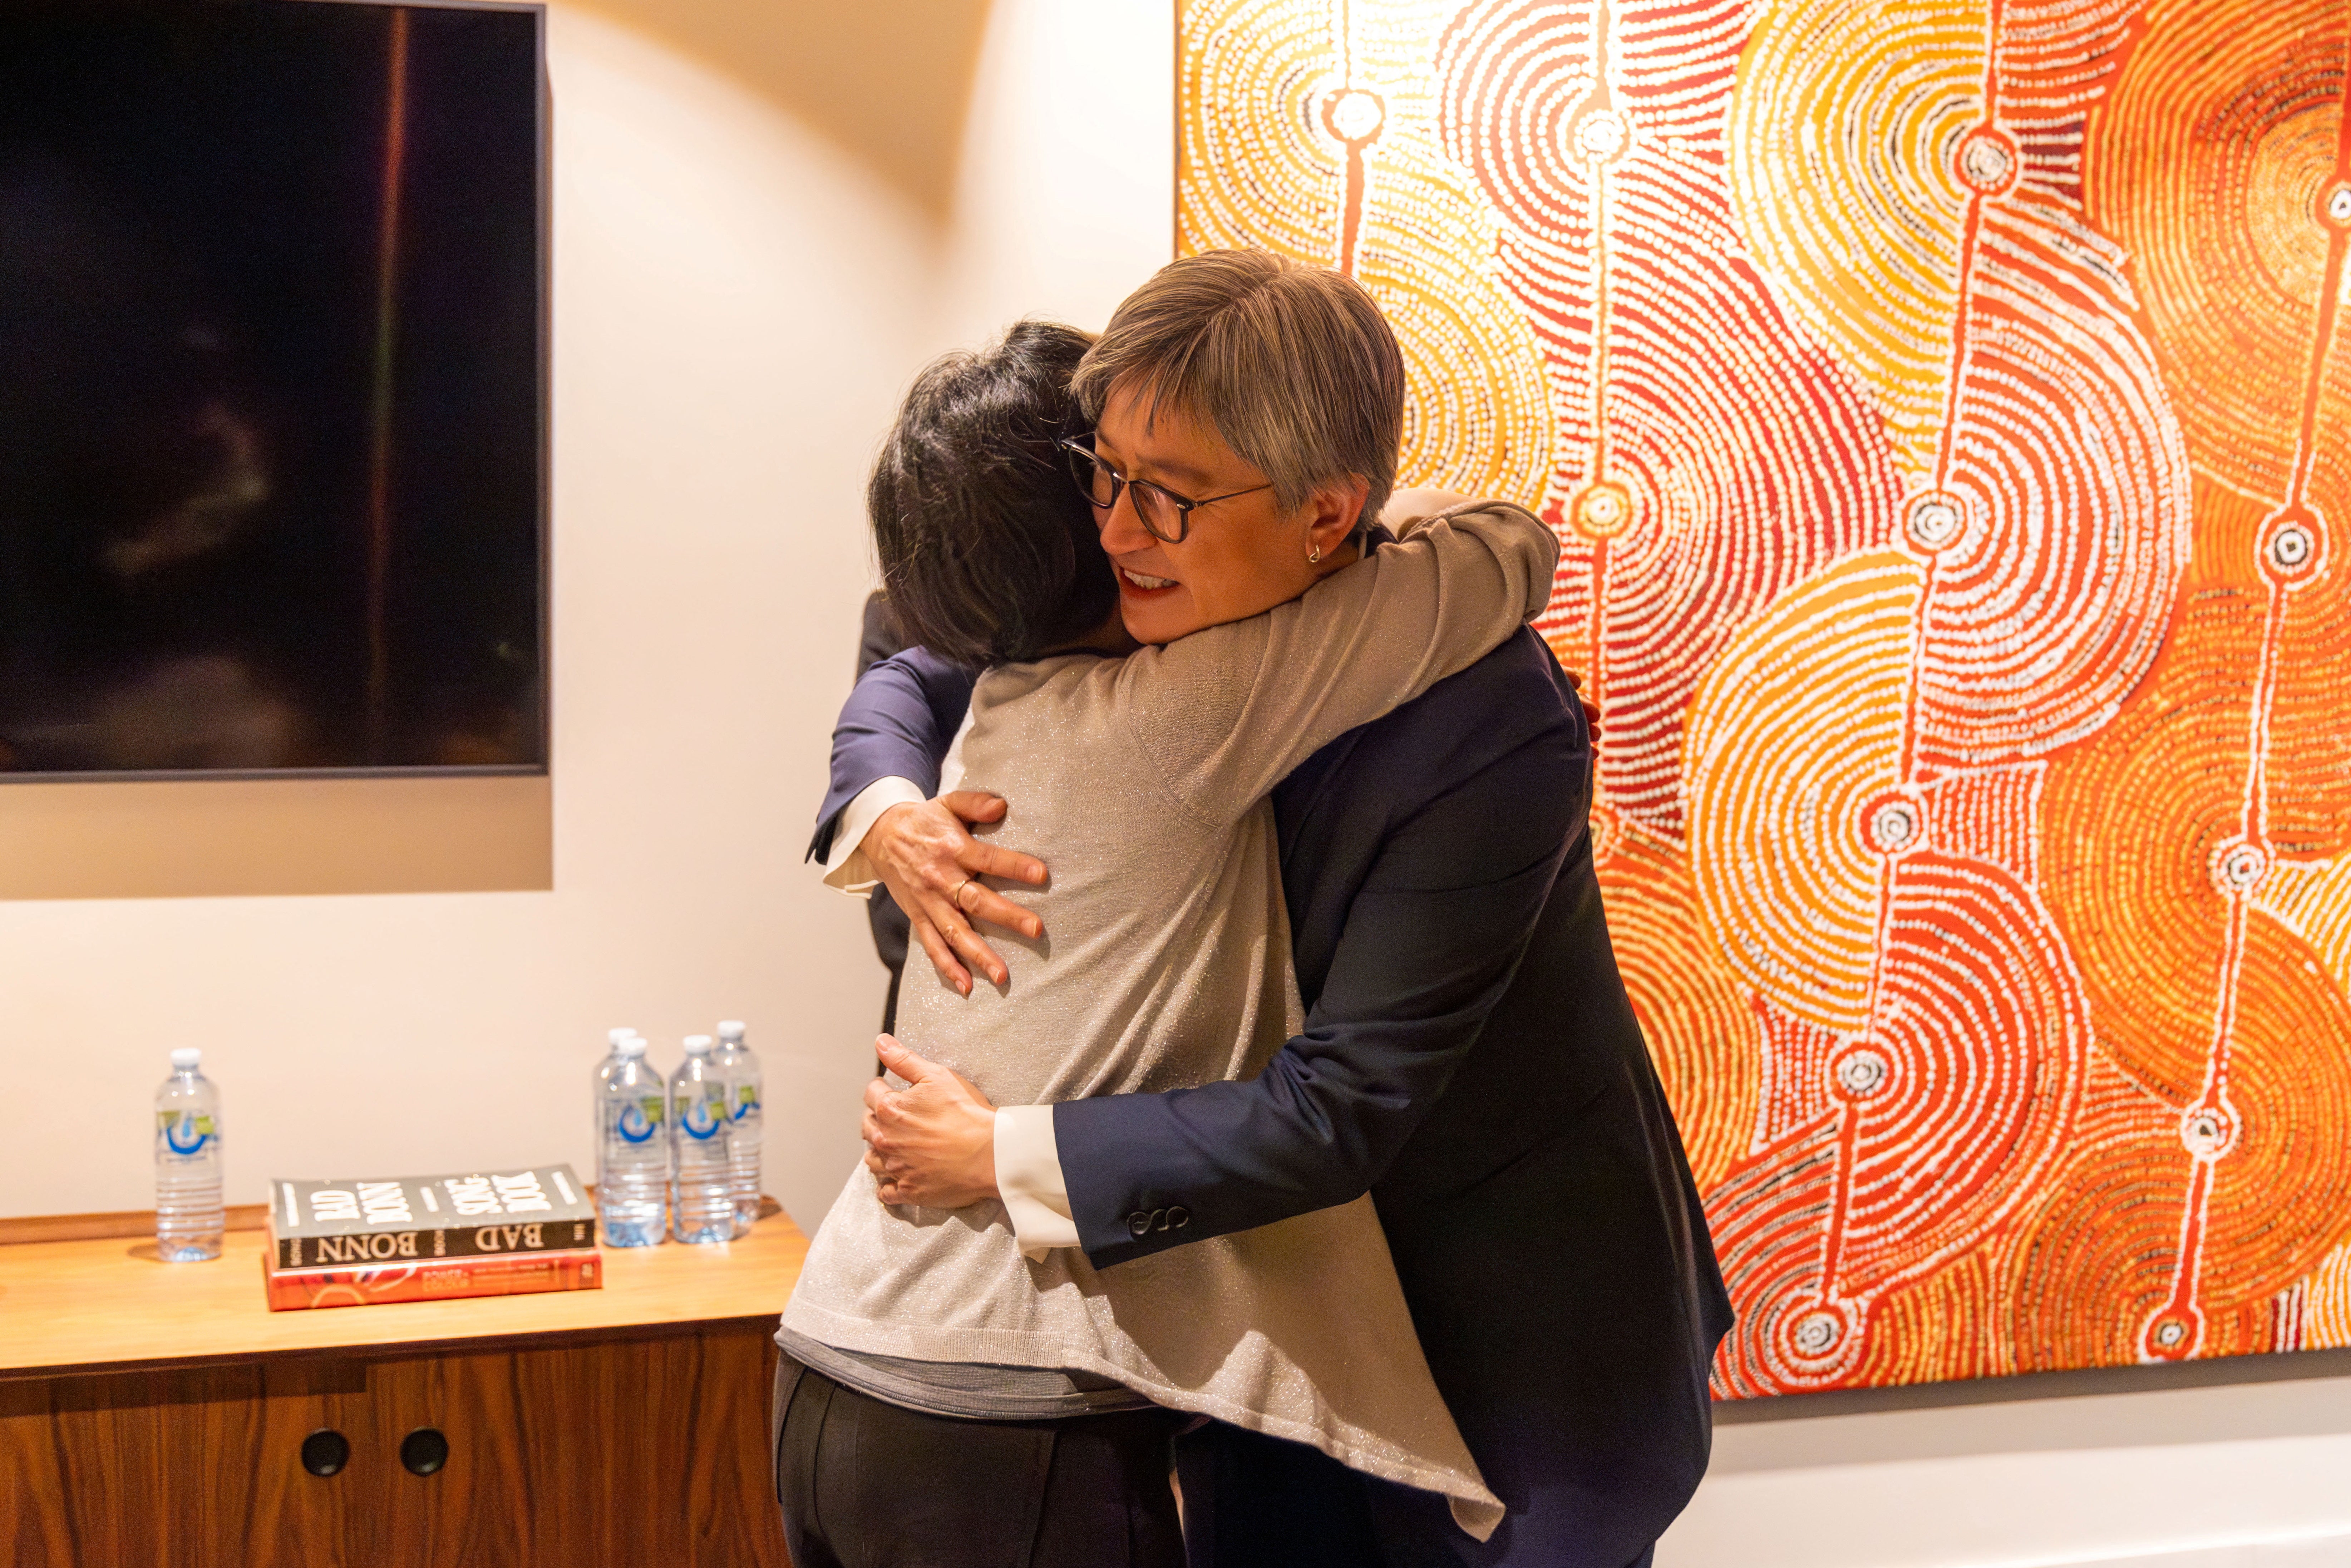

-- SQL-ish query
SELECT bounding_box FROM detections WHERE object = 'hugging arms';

[827,610,1586,1256]
[820,588,1727,1568]
[800,250,1729,1568]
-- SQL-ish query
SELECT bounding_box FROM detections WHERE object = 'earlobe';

[1308,478,1369,554]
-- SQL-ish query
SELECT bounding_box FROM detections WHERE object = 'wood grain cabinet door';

[0,1359,366,1568]
[1,1324,790,1568]
[355,1324,791,1568]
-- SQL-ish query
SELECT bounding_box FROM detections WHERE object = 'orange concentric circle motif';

[1178,0,2351,1395]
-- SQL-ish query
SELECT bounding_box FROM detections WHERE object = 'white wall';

[932,0,1177,350]
[0,0,1172,1235]
[1668,1374,2351,1568]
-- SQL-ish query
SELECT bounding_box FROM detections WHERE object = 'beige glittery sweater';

[783,502,1558,1540]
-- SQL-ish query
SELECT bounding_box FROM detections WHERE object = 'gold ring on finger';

[953,876,980,913]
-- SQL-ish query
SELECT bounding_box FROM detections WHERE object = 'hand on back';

[866,792,1048,994]
[862,1036,1001,1209]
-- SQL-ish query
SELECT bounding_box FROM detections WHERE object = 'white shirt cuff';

[994,1105,1079,1259]
[820,776,928,894]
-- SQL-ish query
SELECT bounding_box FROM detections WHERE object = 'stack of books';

[264,1165,602,1311]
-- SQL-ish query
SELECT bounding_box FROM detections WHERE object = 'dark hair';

[868,321,1115,670]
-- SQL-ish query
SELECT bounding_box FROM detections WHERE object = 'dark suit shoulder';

[856,592,903,681]
[1361,626,1579,760]
[1278,627,1584,829]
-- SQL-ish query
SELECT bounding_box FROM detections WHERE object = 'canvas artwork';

[1177,0,2351,1393]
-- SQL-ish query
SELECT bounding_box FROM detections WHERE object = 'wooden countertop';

[0,1215,807,1381]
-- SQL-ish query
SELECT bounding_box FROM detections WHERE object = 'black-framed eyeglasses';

[1058,436,1274,545]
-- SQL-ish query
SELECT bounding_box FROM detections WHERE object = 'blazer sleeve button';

[1127,1211,1154,1239]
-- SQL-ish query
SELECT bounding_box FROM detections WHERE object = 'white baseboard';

[2046,1538,2351,1568]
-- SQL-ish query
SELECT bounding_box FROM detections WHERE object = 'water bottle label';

[730,1085,761,1121]
[680,1093,724,1140]
[158,1111,216,1158]
[612,1096,664,1144]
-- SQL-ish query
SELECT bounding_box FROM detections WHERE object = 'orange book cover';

[263,1244,602,1312]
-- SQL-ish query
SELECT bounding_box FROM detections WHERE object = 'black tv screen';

[0,0,545,776]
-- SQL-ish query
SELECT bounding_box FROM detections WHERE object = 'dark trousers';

[772,1355,1186,1568]
[1174,1420,1659,1568]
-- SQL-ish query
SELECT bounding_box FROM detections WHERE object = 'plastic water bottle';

[592,1025,640,1192]
[597,1037,669,1247]
[711,1020,763,1237]
[596,1026,639,1096]
[155,1048,224,1262]
[670,1035,733,1244]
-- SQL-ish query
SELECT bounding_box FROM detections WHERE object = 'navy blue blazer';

[809,624,1732,1564]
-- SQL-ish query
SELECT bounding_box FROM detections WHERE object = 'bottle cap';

[717,1020,746,1042]
[683,1034,714,1055]
[170,1047,202,1071]
[608,1027,639,1046]
[617,1037,648,1058]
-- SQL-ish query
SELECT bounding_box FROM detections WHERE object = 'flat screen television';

[0,0,546,777]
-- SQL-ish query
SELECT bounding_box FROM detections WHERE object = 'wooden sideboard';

[0,1211,806,1567]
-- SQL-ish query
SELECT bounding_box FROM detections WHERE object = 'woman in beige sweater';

[777,319,1554,1565]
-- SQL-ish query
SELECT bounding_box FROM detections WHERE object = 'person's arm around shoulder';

[1053,644,1587,1263]
[865,636,1592,1256]
[1116,498,1559,822]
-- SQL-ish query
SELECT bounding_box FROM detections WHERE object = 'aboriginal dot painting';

[1178,0,2351,1392]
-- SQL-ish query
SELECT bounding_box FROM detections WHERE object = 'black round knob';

[300,1428,350,1478]
[400,1426,450,1476]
